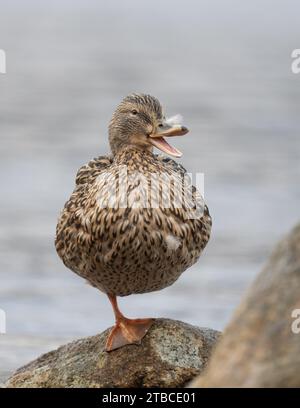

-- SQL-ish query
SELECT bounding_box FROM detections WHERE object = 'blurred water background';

[0,0,300,383]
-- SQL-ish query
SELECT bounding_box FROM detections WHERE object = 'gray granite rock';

[191,223,300,388]
[6,319,220,388]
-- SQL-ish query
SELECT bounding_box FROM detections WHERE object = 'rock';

[6,319,220,388]
[191,223,300,388]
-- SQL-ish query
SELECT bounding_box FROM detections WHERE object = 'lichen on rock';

[6,319,220,388]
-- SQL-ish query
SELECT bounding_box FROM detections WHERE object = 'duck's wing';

[75,155,113,185]
[56,155,113,275]
[155,155,187,177]
[155,154,198,195]
[155,154,211,223]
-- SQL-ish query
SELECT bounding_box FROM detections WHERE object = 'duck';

[55,93,212,351]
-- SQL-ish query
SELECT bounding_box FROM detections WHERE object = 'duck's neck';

[113,145,154,164]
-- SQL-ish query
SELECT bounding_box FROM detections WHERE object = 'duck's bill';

[149,125,188,158]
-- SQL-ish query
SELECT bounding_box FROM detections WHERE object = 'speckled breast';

[55,152,212,297]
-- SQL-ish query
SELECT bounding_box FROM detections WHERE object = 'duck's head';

[108,93,188,158]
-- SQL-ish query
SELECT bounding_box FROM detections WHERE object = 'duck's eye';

[131,110,138,115]
[158,123,163,128]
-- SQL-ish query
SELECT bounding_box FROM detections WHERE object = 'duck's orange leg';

[105,294,154,352]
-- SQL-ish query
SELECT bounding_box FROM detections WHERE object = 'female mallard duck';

[55,94,212,351]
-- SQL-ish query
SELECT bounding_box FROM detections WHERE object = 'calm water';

[1,0,300,383]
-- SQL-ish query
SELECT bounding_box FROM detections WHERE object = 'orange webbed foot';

[105,317,154,352]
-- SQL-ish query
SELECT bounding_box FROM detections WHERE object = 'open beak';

[149,123,189,158]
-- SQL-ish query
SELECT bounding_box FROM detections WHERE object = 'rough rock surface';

[6,319,220,388]
[191,223,300,388]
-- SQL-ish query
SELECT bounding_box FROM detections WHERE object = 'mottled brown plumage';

[55,93,212,350]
